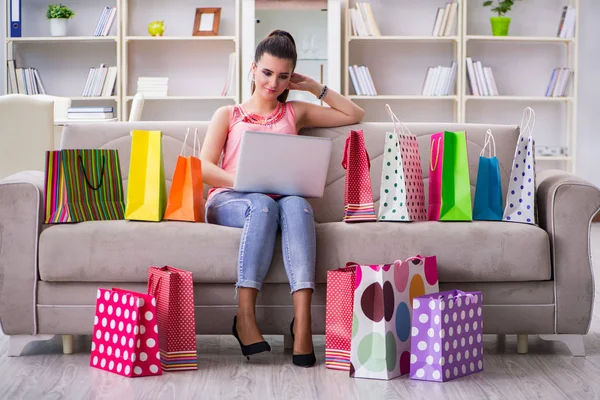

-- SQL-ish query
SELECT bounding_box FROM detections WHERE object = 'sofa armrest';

[0,171,45,335]
[536,169,600,334]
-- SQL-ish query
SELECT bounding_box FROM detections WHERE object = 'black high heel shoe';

[232,315,271,360]
[290,318,316,368]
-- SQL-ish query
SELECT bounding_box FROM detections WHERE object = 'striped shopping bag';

[44,149,125,223]
[342,130,377,222]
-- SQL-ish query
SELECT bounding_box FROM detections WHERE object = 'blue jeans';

[206,190,316,293]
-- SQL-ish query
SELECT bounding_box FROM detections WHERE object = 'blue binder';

[10,0,21,37]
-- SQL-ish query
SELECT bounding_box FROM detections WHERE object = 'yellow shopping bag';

[125,130,166,222]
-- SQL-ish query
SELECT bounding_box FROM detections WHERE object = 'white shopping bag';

[378,104,427,222]
[503,107,536,224]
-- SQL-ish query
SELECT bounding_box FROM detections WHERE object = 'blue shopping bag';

[473,130,503,221]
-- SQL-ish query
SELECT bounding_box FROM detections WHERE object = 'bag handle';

[77,154,105,191]
[180,128,191,157]
[147,275,164,299]
[429,137,441,172]
[385,104,412,138]
[193,128,201,159]
[519,107,535,139]
[480,129,496,158]
[342,131,371,170]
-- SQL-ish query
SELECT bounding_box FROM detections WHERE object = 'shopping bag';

[350,255,439,380]
[90,288,162,377]
[503,107,537,224]
[164,128,205,222]
[125,130,166,222]
[44,149,124,223]
[473,129,503,221]
[342,129,377,222]
[325,264,357,370]
[409,290,484,382]
[148,266,197,371]
[378,105,427,222]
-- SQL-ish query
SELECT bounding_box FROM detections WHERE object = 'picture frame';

[193,8,221,36]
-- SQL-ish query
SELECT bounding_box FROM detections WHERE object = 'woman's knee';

[247,194,279,217]
[278,196,313,216]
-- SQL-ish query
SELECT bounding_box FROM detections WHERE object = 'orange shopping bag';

[164,128,205,222]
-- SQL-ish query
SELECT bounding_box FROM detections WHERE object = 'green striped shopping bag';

[44,149,125,223]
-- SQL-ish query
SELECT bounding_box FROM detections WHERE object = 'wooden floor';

[2,227,600,399]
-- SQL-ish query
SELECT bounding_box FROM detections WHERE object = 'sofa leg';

[283,334,294,350]
[517,334,528,354]
[539,334,585,356]
[8,334,55,357]
[62,334,74,354]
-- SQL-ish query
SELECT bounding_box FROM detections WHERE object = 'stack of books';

[349,2,381,37]
[348,65,377,96]
[465,57,499,96]
[432,1,459,36]
[137,77,169,97]
[421,62,457,96]
[94,6,117,37]
[6,60,46,95]
[557,6,576,38]
[67,106,114,120]
[221,52,236,96]
[545,68,573,97]
[82,64,118,97]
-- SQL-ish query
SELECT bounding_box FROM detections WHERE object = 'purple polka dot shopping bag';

[503,107,537,224]
[409,290,484,382]
[349,255,439,380]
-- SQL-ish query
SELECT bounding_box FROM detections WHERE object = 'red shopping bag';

[148,266,197,371]
[90,288,162,377]
[342,130,377,222]
[325,264,357,370]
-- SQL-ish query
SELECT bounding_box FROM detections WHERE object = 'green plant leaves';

[482,0,520,16]
[46,3,75,19]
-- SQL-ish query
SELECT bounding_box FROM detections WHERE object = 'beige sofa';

[1,121,599,357]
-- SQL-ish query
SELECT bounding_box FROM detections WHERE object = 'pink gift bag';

[90,288,162,377]
[428,132,444,221]
[342,130,377,222]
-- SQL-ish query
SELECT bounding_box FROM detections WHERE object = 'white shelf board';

[465,96,574,102]
[349,95,458,100]
[55,118,118,125]
[349,35,458,42]
[70,96,118,101]
[125,36,236,42]
[6,36,118,43]
[465,35,574,43]
[537,156,572,161]
[125,96,237,101]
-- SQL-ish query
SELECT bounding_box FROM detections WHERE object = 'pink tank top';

[207,101,297,202]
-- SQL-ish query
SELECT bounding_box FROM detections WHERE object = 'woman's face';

[253,53,294,100]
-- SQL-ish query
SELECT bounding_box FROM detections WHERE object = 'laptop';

[233,131,333,198]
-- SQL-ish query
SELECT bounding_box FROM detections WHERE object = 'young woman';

[200,30,364,367]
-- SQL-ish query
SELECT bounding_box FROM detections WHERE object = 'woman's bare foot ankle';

[293,317,313,355]
[236,313,265,345]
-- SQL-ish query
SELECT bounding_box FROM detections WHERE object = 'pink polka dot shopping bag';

[348,256,439,380]
[90,288,162,377]
[409,290,484,382]
[342,129,377,222]
[148,266,198,371]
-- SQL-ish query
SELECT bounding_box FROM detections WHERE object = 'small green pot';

[490,16,511,36]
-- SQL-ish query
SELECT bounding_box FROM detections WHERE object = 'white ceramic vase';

[50,18,68,37]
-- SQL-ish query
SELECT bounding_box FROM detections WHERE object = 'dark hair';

[252,29,297,103]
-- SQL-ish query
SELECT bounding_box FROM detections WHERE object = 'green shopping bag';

[439,131,472,221]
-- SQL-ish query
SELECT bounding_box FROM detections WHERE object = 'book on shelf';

[432,1,458,37]
[557,6,576,38]
[465,57,499,96]
[348,64,377,96]
[349,2,381,37]
[68,106,114,120]
[137,77,169,97]
[82,64,117,97]
[545,68,573,97]
[221,52,236,97]
[6,60,46,95]
[94,6,117,37]
[421,61,457,96]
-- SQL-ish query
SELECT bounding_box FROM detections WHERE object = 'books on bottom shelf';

[137,77,169,97]
[432,1,458,36]
[557,6,576,38]
[349,2,381,37]
[6,60,46,95]
[221,52,236,97]
[421,62,457,96]
[465,57,499,96]
[545,68,573,97]
[348,65,377,96]
[94,6,117,37]
[68,106,114,120]
[82,64,117,97]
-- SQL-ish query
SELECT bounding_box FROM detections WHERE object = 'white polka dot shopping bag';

[503,107,537,224]
[378,105,427,222]
[90,288,162,377]
[148,266,197,371]
[342,130,377,222]
[409,290,484,382]
[349,256,439,380]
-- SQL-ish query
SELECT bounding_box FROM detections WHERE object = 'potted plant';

[46,4,75,37]
[483,0,521,36]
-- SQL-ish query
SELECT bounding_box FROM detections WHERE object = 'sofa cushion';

[38,220,550,283]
